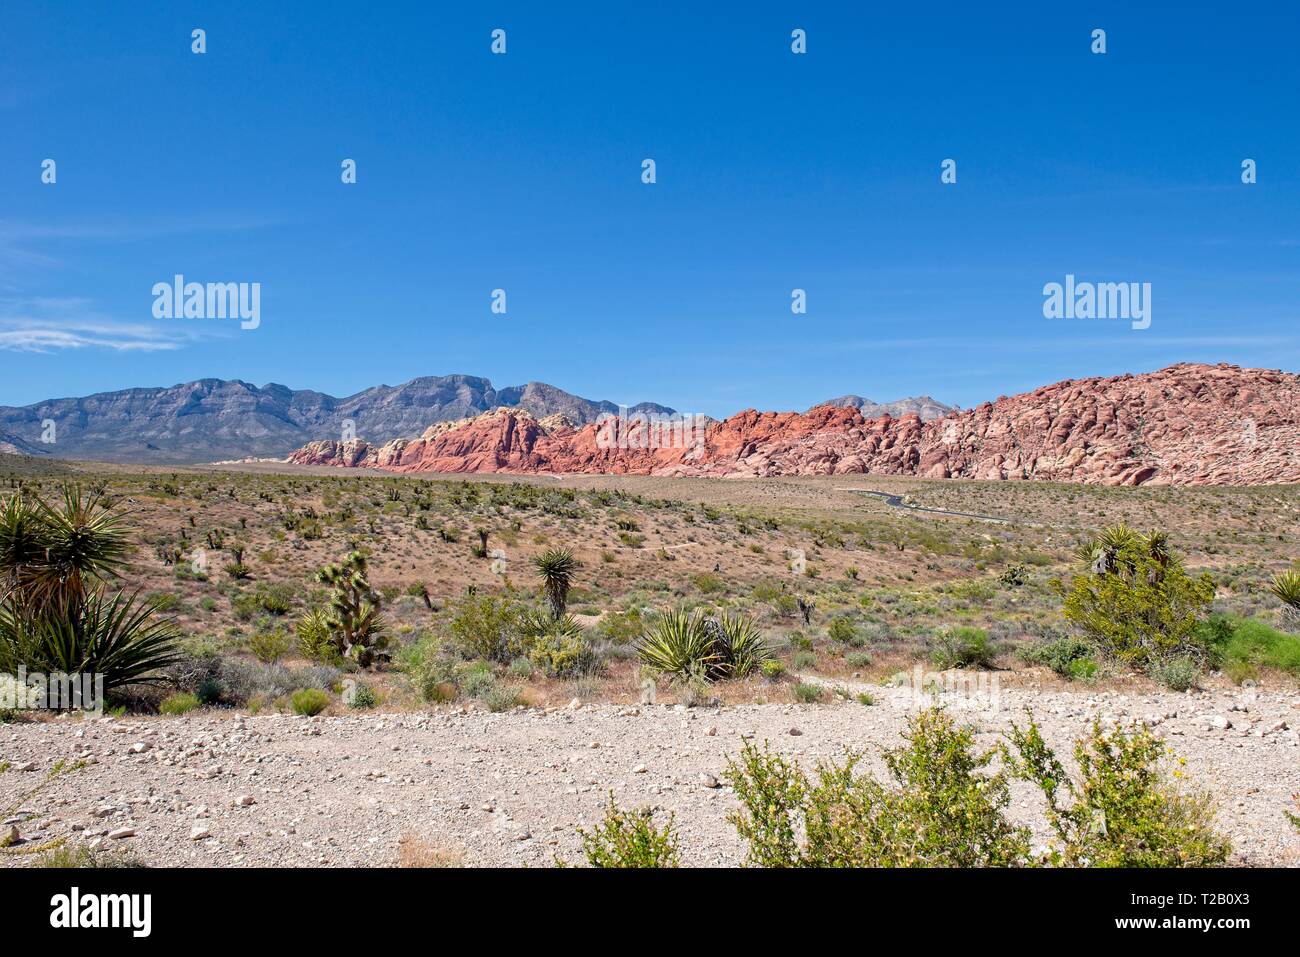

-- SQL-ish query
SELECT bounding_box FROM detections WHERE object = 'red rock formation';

[286,364,1300,487]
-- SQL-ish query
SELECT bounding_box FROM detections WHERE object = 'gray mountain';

[0,375,675,464]
[813,394,954,421]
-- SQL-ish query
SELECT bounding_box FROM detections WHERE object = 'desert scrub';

[248,627,293,664]
[1148,656,1200,692]
[290,688,330,716]
[929,626,995,669]
[1058,526,1215,668]
[1004,716,1231,867]
[725,709,1028,867]
[159,692,200,715]
[448,593,528,663]
[525,613,598,677]
[575,794,680,868]
[791,681,823,703]
[1019,635,1096,679]
[345,680,377,709]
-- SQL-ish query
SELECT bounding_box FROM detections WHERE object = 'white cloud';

[0,297,198,354]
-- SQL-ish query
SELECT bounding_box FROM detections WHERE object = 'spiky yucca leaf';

[1269,571,1300,611]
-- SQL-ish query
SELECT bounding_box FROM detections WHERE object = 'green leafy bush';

[1019,635,1095,678]
[448,594,527,663]
[248,628,292,664]
[525,614,597,677]
[1058,526,1214,667]
[930,626,995,669]
[345,681,377,709]
[1004,716,1230,867]
[577,794,680,868]
[792,681,823,703]
[725,709,1029,867]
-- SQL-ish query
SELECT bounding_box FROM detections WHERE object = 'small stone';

[699,773,720,789]
[632,764,647,774]
[567,698,582,710]
[234,794,256,807]
[15,762,36,772]
[705,726,717,737]
[2,825,18,846]
[189,825,212,841]
[128,742,151,754]
[107,827,136,840]
[788,727,803,736]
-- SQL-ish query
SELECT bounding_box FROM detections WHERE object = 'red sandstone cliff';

[287,364,1300,487]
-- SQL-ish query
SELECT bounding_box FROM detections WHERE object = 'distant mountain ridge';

[813,395,954,421]
[0,375,675,464]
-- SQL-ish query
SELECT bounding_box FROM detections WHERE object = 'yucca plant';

[637,608,770,682]
[714,612,771,679]
[1269,571,1300,629]
[0,486,179,695]
[0,590,182,692]
[535,547,579,620]
[638,609,720,681]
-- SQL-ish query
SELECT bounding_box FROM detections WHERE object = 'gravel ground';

[3,683,1299,868]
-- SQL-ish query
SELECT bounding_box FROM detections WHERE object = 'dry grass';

[395,833,464,868]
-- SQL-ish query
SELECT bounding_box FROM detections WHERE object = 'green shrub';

[792,681,823,703]
[290,688,330,716]
[760,659,785,680]
[1019,635,1095,678]
[827,617,858,644]
[792,650,817,671]
[1149,656,1200,691]
[1212,617,1300,677]
[844,651,872,669]
[930,626,994,669]
[481,682,521,713]
[159,692,200,715]
[448,594,527,663]
[725,709,1029,867]
[346,681,377,709]
[1058,526,1215,667]
[1004,716,1230,867]
[248,628,292,664]
[525,613,597,677]
[577,794,680,868]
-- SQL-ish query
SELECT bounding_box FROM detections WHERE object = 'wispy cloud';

[0,297,205,354]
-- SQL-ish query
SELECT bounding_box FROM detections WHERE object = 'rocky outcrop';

[287,364,1300,487]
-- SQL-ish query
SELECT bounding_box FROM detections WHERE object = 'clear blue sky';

[2,1,1297,417]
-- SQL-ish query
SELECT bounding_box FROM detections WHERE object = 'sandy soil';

[4,683,1298,868]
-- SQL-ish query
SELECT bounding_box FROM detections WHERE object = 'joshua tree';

[314,551,388,666]
[535,548,579,620]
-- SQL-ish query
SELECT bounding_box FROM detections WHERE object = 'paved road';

[836,488,1010,524]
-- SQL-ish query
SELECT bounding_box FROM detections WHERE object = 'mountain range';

[0,375,948,464]
[287,364,1300,487]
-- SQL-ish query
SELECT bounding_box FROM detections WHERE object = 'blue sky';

[2,1,1297,417]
